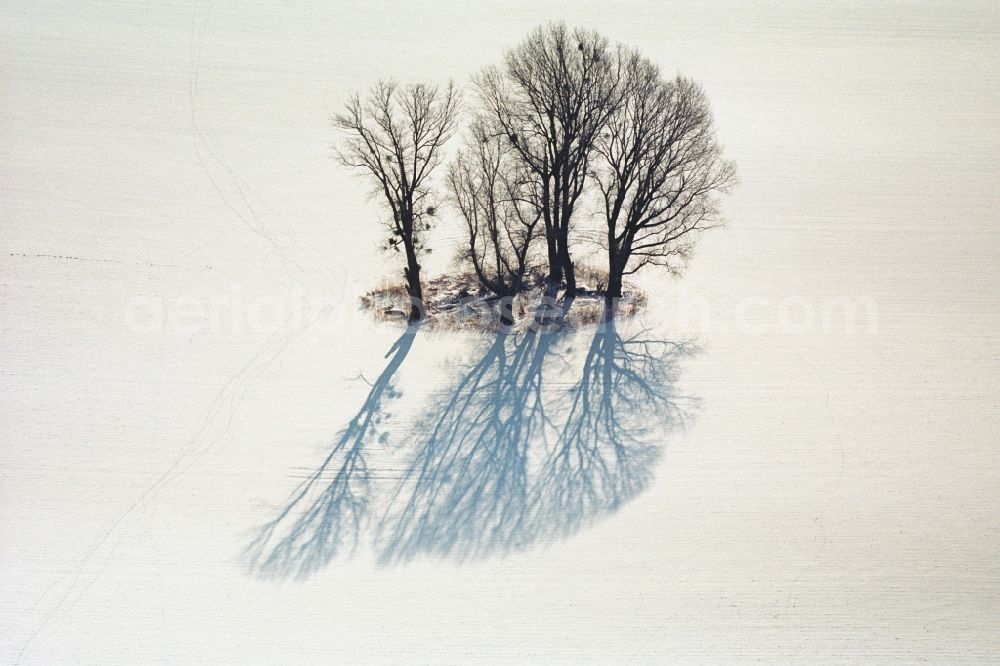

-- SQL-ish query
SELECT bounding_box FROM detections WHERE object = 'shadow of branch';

[245,305,698,576]
[245,329,416,579]
[377,314,698,564]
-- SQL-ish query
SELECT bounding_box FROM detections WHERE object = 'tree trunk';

[604,270,622,322]
[403,240,424,323]
[497,295,516,330]
[558,230,576,301]
[605,241,623,312]
[542,178,562,284]
[544,222,562,284]
[603,266,621,323]
[606,270,623,299]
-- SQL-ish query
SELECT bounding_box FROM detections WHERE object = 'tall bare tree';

[595,55,736,311]
[448,120,542,326]
[334,80,461,322]
[476,22,620,300]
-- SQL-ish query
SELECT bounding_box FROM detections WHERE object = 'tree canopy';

[336,22,734,325]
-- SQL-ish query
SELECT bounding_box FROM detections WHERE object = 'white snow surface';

[2,1,999,663]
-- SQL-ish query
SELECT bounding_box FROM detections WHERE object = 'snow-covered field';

[2,1,998,662]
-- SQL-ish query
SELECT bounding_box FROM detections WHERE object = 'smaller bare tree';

[334,80,461,322]
[595,56,736,313]
[448,121,542,327]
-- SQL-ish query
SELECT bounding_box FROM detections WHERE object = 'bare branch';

[334,79,462,321]
[594,59,736,296]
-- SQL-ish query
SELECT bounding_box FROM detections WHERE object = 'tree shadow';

[245,329,416,579]
[376,315,697,564]
[527,319,696,543]
[375,329,559,563]
[246,310,697,577]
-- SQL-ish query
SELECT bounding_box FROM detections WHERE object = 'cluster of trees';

[335,22,735,323]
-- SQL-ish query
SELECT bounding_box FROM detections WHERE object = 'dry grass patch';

[360,266,646,331]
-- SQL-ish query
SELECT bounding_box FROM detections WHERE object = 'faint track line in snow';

[770,354,848,620]
[675,280,848,618]
[14,302,335,663]
[13,2,347,659]
[6,252,214,271]
[186,0,342,304]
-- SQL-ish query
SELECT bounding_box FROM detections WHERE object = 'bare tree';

[447,120,542,326]
[246,330,416,578]
[476,22,620,300]
[595,56,736,312]
[334,80,461,322]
